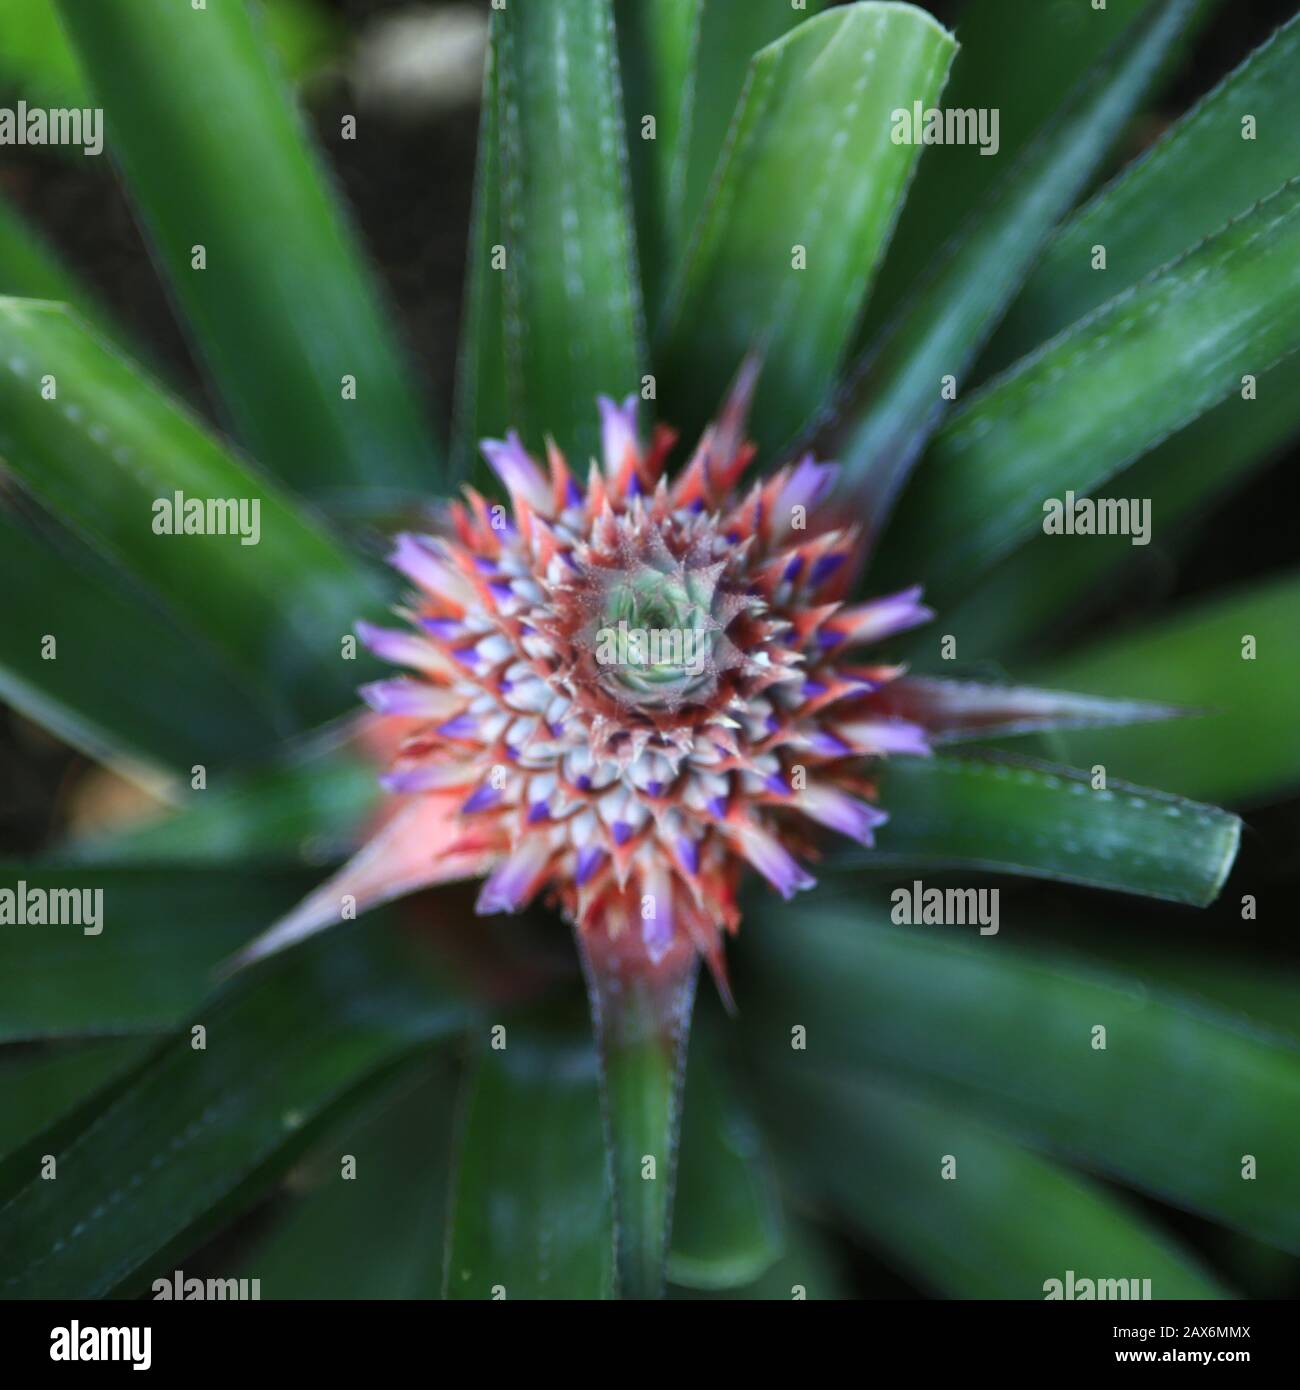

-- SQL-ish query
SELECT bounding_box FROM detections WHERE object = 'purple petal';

[388,533,457,596]
[842,585,933,646]
[809,553,846,587]
[437,714,479,739]
[356,620,436,672]
[779,456,839,516]
[740,827,816,901]
[461,784,502,814]
[480,433,551,512]
[379,766,451,794]
[598,394,639,474]
[420,617,466,642]
[476,842,549,915]
[576,846,605,885]
[808,729,852,758]
[358,679,450,718]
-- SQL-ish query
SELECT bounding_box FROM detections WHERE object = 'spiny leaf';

[0,916,470,1297]
[830,0,1200,521]
[54,0,436,499]
[454,0,646,475]
[669,1017,783,1291]
[0,299,389,729]
[657,2,957,452]
[1025,570,1300,806]
[875,177,1300,604]
[986,10,1300,374]
[745,898,1300,1255]
[763,1069,1230,1299]
[445,1006,614,1300]
[835,753,1240,908]
[0,507,285,775]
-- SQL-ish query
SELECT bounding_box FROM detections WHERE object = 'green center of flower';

[590,563,718,707]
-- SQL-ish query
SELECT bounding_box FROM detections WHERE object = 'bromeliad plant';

[1,0,1298,1300]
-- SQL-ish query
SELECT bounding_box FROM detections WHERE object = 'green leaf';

[671,1218,848,1300]
[875,177,1300,605]
[764,1069,1229,1299]
[616,0,830,324]
[60,745,380,867]
[0,0,340,110]
[0,916,469,1297]
[614,0,702,321]
[253,0,343,89]
[743,900,1300,1255]
[674,0,832,246]
[53,0,436,499]
[0,197,107,333]
[1025,571,1300,806]
[0,299,388,728]
[452,33,509,479]
[836,753,1240,908]
[0,865,316,1042]
[986,11,1300,374]
[454,0,646,474]
[857,0,1217,342]
[1025,918,1300,1052]
[231,1058,458,1299]
[444,1005,614,1300]
[0,0,86,108]
[926,356,1300,658]
[831,0,1199,518]
[659,3,955,452]
[0,1038,147,1164]
[0,507,285,775]
[668,1019,783,1291]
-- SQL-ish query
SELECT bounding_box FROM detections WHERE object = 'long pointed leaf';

[0,1039,147,1165]
[454,0,646,473]
[0,508,285,775]
[1026,571,1300,806]
[236,1059,457,1299]
[616,0,831,325]
[875,177,1300,604]
[0,865,316,1042]
[54,0,437,498]
[856,0,1173,341]
[658,2,956,452]
[0,916,469,1297]
[0,299,388,727]
[668,1019,783,1291]
[764,1069,1229,1298]
[987,11,1300,374]
[744,900,1300,1254]
[929,355,1300,657]
[445,1006,613,1300]
[831,0,1198,519]
[0,196,110,337]
[837,753,1240,908]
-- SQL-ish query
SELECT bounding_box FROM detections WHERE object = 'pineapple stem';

[578,929,699,1299]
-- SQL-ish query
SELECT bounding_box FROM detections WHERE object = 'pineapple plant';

[1,0,1298,1302]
